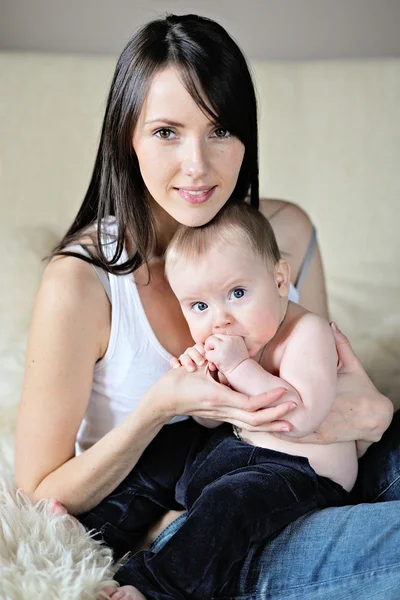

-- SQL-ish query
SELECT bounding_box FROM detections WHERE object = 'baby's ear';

[275,260,291,297]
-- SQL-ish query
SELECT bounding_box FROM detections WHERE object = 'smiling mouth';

[176,186,216,204]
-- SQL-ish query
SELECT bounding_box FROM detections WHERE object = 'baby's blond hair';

[165,201,281,275]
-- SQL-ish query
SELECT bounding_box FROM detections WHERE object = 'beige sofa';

[0,52,399,596]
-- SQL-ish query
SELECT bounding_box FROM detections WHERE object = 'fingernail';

[281,426,290,432]
[289,403,297,411]
[331,321,339,332]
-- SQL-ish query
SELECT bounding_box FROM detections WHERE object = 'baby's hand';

[204,335,249,374]
[170,343,206,373]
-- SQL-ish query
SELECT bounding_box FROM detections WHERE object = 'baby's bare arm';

[225,315,337,437]
[204,335,298,425]
[223,359,299,428]
[277,314,337,436]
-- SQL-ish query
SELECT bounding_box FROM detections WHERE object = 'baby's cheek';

[251,313,279,341]
[195,331,211,346]
[186,320,205,344]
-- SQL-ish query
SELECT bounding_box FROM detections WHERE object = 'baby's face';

[168,243,290,357]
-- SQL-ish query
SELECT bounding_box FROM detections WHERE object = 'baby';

[109,202,358,600]
[167,201,358,492]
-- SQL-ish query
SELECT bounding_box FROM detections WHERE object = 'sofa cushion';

[0,226,59,432]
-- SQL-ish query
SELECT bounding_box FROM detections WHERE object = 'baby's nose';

[212,311,233,332]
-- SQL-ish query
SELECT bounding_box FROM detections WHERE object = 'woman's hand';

[272,322,394,447]
[144,363,297,434]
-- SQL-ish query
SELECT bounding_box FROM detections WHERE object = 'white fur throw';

[0,227,118,599]
[0,481,116,599]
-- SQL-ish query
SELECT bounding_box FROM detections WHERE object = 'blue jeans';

[148,410,400,599]
[113,425,349,599]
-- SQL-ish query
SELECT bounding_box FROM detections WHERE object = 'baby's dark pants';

[78,420,349,600]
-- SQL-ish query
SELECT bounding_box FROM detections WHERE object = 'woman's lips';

[176,186,216,204]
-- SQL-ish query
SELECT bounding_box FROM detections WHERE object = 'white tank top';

[75,223,300,454]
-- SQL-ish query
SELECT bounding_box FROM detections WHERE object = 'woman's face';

[133,66,245,229]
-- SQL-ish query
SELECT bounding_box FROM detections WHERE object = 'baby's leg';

[99,585,147,600]
[78,420,209,558]
[114,457,328,600]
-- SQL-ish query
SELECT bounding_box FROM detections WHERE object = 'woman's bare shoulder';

[260,198,312,234]
[45,251,98,291]
[260,198,328,318]
[260,197,312,248]
[259,198,289,220]
[259,198,314,282]
[46,231,105,292]
[41,251,111,353]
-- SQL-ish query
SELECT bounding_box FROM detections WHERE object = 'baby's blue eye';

[192,301,209,313]
[230,288,246,300]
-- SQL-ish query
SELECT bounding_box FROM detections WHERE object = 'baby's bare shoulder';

[287,309,333,347]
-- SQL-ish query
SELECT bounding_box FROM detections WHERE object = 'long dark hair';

[53,13,259,274]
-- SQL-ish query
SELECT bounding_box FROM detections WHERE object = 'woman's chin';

[172,202,227,228]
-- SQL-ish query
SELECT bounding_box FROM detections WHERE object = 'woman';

[15,13,399,599]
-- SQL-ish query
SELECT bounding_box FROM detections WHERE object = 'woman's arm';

[16,257,297,514]
[329,323,394,456]
[15,256,166,515]
[260,199,393,448]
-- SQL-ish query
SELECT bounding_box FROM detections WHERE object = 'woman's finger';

[204,398,296,429]
[330,321,363,373]
[245,388,289,411]
[240,402,297,428]
[170,357,181,369]
[209,385,289,414]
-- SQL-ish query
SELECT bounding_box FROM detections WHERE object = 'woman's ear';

[274,260,291,297]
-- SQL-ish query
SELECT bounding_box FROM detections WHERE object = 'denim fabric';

[83,423,348,599]
[146,411,400,600]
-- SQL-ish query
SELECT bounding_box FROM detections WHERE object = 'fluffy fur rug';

[0,227,119,599]
[0,437,118,600]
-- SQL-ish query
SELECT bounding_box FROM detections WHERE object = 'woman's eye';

[192,301,209,313]
[212,128,231,139]
[230,288,245,300]
[155,128,175,140]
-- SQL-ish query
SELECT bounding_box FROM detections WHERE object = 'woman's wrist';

[139,371,180,427]
[360,391,394,442]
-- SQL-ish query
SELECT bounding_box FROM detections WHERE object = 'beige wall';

[1,54,399,410]
[1,0,400,60]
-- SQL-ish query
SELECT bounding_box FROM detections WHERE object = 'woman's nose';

[182,138,209,179]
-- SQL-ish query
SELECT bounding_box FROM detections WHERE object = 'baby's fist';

[204,335,249,373]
